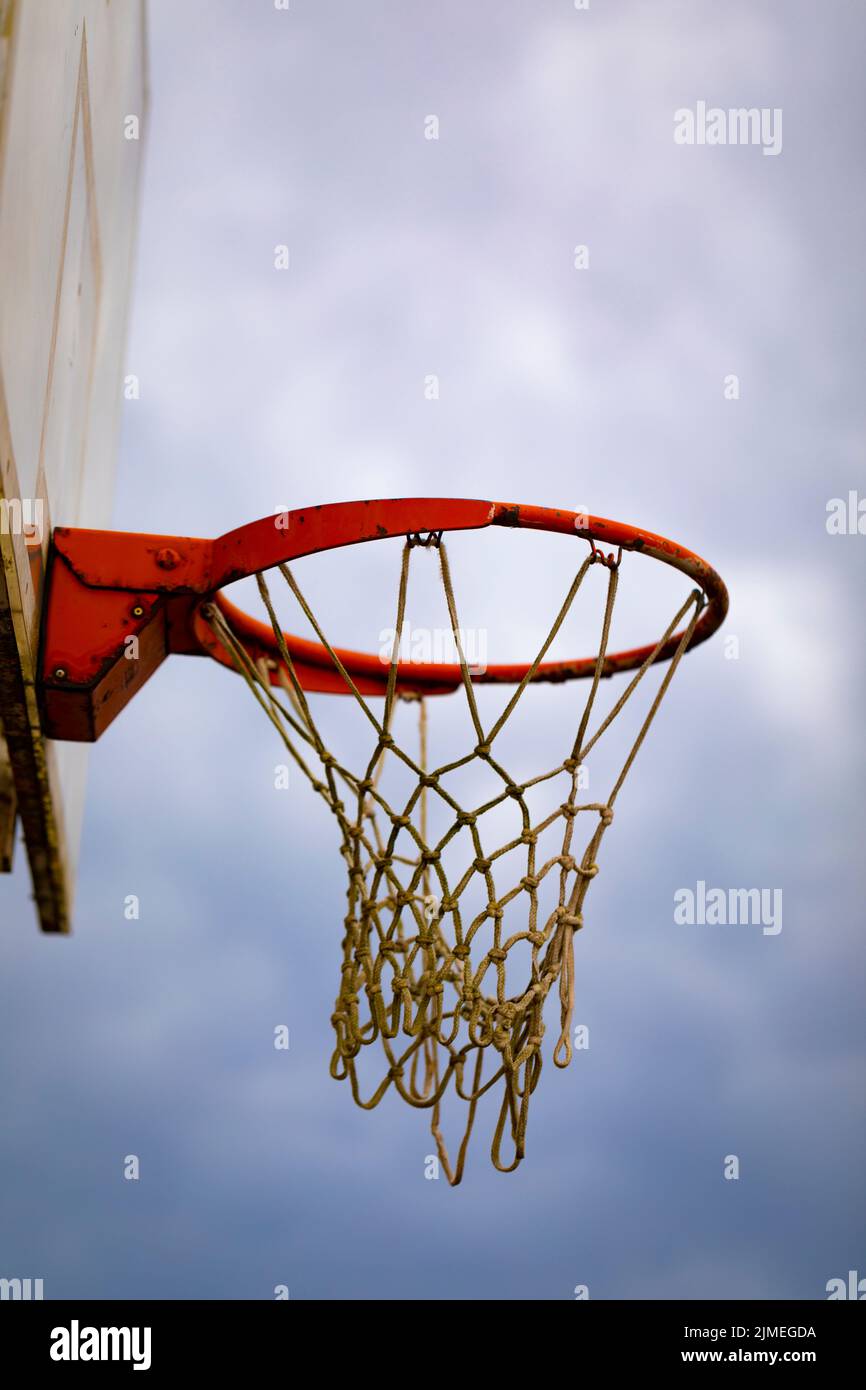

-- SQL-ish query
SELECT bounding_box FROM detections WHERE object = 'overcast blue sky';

[1,0,864,1299]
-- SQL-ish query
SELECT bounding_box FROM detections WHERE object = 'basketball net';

[203,534,703,1183]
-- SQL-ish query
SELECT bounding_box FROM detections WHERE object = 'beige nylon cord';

[202,535,703,1184]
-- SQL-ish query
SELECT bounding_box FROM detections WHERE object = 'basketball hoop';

[39,498,727,1181]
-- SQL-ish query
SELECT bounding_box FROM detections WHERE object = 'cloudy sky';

[1,0,864,1299]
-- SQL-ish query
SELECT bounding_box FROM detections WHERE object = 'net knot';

[391,975,410,991]
[560,802,578,819]
[421,848,441,865]
[474,743,492,759]
[391,814,412,830]
[521,875,540,891]
[505,783,523,800]
[452,943,471,960]
[527,931,546,947]
[456,810,476,828]
[562,757,580,774]
[488,947,507,965]
[520,829,538,846]
[557,909,584,931]
[598,805,614,825]
[388,1065,405,1080]
[559,855,577,873]
[577,862,599,879]
[419,773,437,789]
[473,856,491,874]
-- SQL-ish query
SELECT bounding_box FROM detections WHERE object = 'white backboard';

[0,0,147,930]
